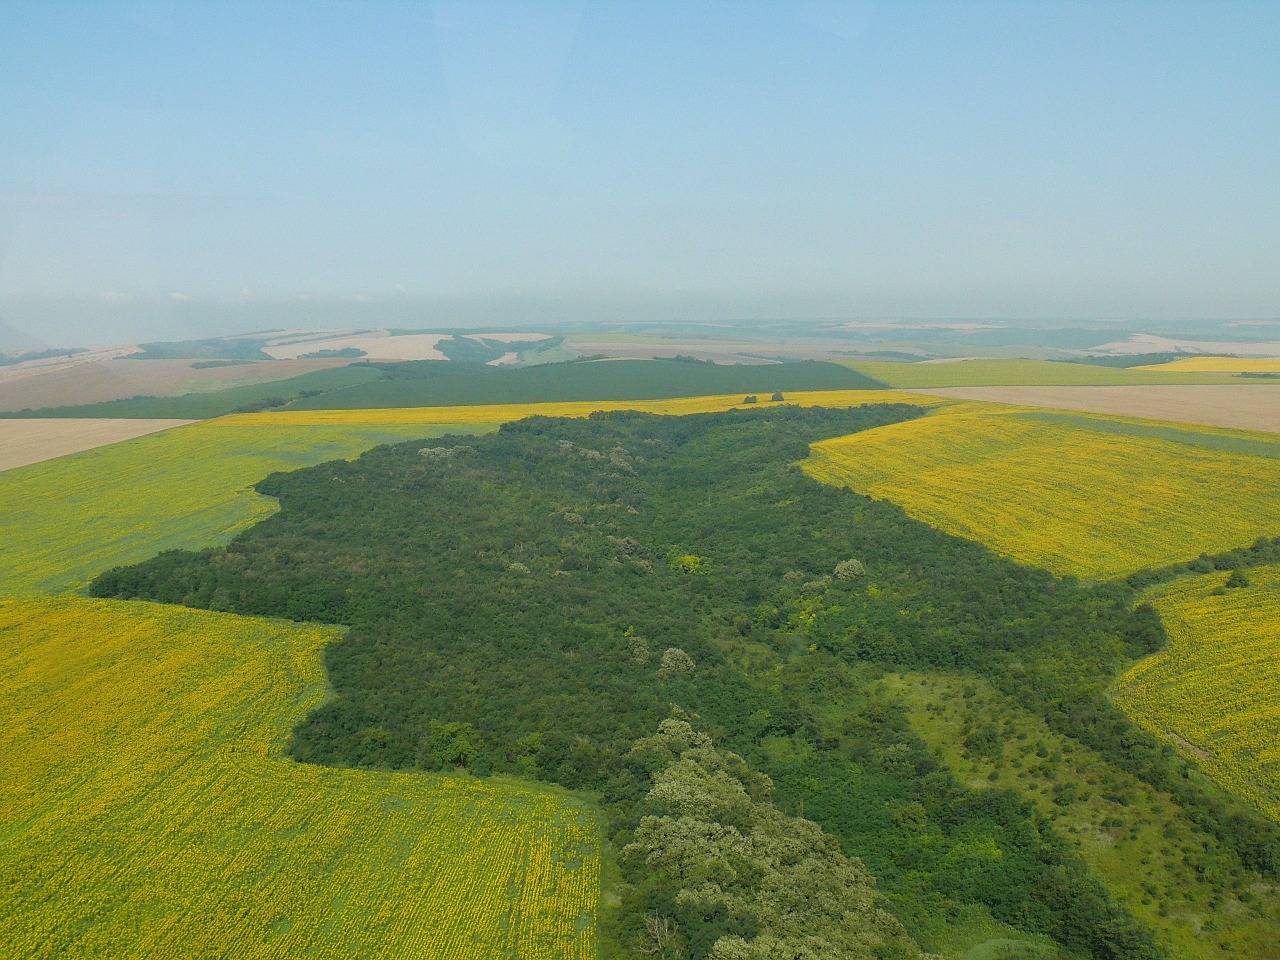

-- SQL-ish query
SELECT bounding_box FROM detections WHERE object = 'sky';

[1,1,1278,344]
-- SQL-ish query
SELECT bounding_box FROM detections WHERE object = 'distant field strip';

[0,417,192,471]
[219,389,943,427]
[0,597,598,960]
[1135,356,1280,373]
[840,358,1233,388]
[803,402,1280,579]
[913,385,1280,434]
[0,420,488,596]
[1116,566,1280,821]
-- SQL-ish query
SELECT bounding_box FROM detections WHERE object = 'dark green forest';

[282,356,884,410]
[94,405,1279,959]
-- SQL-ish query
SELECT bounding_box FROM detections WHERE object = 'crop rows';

[0,598,599,959]
[1115,564,1280,820]
[803,402,1280,579]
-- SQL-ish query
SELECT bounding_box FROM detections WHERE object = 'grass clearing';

[803,402,1280,579]
[0,597,598,960]
[887,672,1280,960]
[1116,564,1280,821]
[840,358,1232,388]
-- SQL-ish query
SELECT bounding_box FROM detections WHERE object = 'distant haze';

[2,2,1278,345]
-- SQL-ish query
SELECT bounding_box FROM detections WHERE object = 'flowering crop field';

[1116,566,1280,820]
[803,402,1280,579]
[1134,356,1280,374]
[0,597,599,959]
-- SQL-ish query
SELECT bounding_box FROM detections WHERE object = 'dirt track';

[0,419,192,472]
[917,385,1280,434]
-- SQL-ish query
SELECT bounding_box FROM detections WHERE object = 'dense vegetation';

[96,405,1277,958]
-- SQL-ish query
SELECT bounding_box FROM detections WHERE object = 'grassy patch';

[888,672,1280,960]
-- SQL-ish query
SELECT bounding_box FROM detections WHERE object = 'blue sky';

[1,1,1278,339]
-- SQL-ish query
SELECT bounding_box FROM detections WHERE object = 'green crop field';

[841,357,1237,388]
[0,596,599,960]
[283,357,885,410]
[803,401,1280,579]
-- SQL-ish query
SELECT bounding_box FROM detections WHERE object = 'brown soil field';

[0,418,193,472]
[0,357,353,412]
[917,385,1280,433]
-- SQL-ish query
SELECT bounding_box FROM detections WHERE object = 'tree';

[658,647,697,679]
[1226,569,1251,588]
[835,558,866,580]
[770,392,784,402]
[742,395,758,405]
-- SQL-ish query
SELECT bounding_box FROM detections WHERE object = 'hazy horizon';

[3,2,1278,346]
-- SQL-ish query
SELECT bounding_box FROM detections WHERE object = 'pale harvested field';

[0,357,353,412]
[263,331,447,360]
[914,385,1280,433]
[0,418,192,472]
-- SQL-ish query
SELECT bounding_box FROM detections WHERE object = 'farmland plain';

[1116,564,1280,821]
[803,401,1280,579]
[0,597,598,960]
